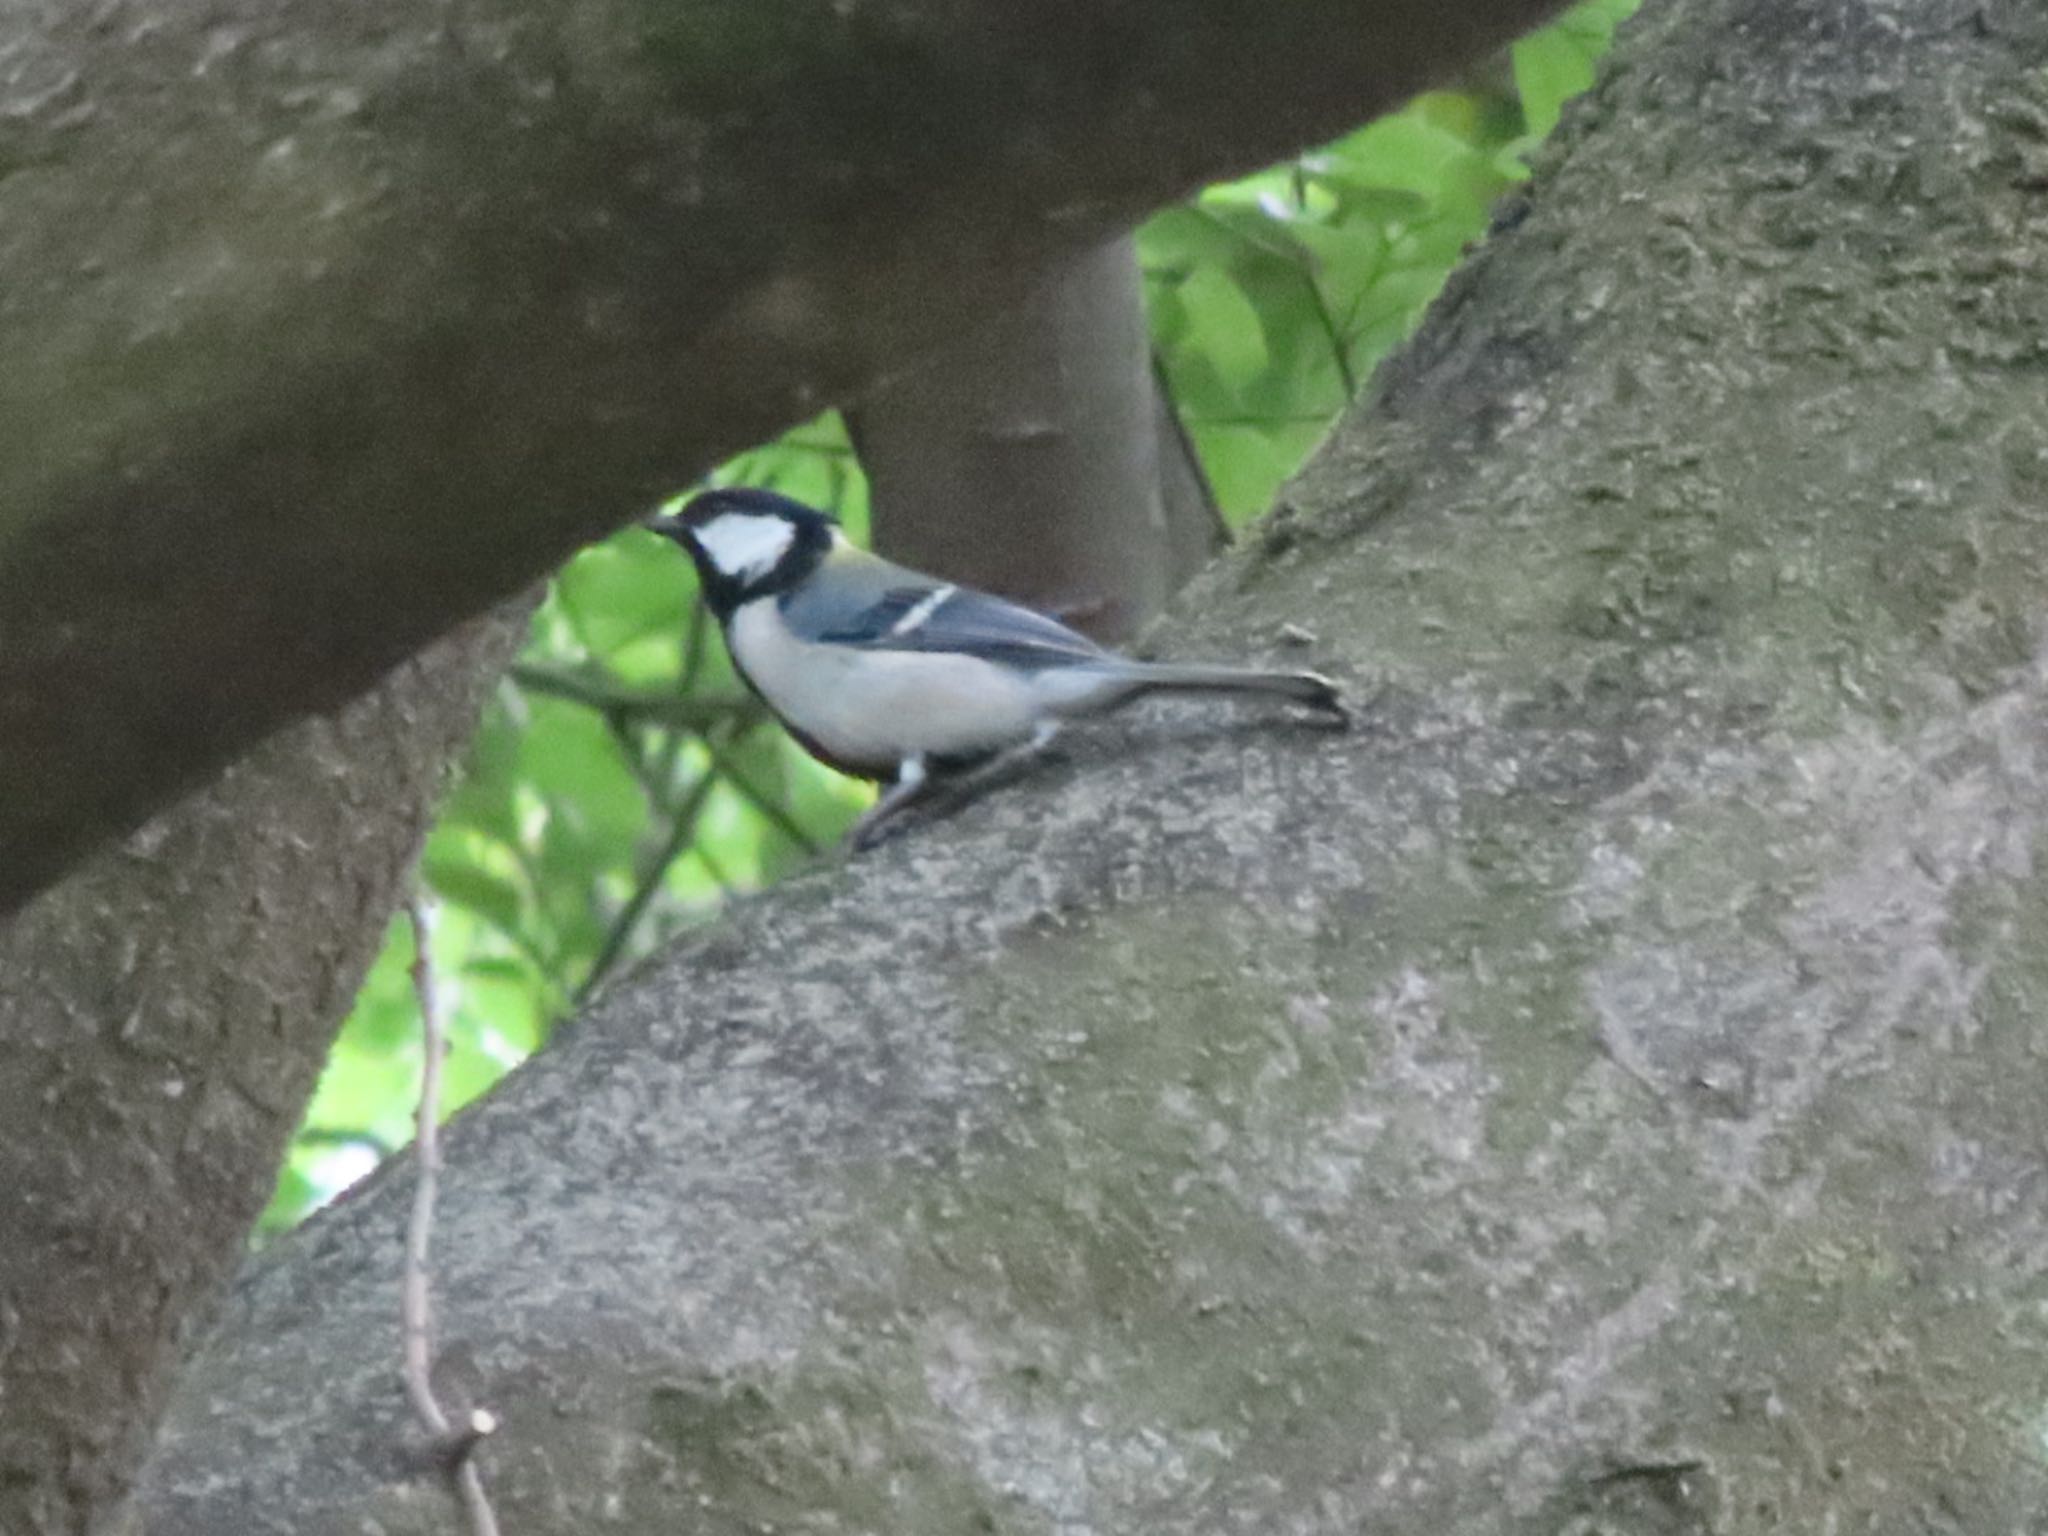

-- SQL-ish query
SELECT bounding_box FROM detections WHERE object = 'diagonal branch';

[0,0,1576,913]
[575,732,735,1007]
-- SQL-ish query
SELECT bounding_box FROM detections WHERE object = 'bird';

[648,486,1347,849]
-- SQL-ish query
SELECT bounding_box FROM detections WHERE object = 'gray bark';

[0,0,1565,914]
[853,236,1224,641]
[141,0,2048,1532]
[0,604,528,1536]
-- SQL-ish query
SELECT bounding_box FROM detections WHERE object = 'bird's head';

[650,487,838,616]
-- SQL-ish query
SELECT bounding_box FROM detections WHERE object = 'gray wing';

[868,585,1111,671]
[778,552,1108,673]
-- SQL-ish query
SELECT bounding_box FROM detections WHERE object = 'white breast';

[727,598,1043,770]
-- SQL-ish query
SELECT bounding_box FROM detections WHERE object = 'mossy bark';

[143,0,2048,1531]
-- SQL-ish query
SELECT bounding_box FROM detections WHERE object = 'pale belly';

[728,600,1042,770]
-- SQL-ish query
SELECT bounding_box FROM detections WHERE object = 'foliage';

[258,0,1640,1234]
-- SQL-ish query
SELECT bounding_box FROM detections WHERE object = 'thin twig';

[401,895,450,1442]
[677,595,713,695]
[575,765,724,1006]
[1148,345,1228,554]
[511,662,758,733]
[403,893,504,1536]
[1288,159,1361,399]
[693,837,735,894]
[701,737,825,857]
[608,704,823,865]
[602,714,674,832]
[1298,265,1358,400]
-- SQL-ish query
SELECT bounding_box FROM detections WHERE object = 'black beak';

[644,511,688,542]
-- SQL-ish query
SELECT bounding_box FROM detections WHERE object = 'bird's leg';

[847,756,932,851]
[926,720,1063,815]
[848,722,1065,851]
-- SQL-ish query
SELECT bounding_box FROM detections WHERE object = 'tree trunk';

[134,1,2048,1531]
[852,236,1223,642]
[0,0,1565,915]
[0,604,527,1536]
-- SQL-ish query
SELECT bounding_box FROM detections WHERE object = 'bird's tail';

[1105,661,1348,720]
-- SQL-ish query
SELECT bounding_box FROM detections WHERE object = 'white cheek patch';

[692,513,796,581]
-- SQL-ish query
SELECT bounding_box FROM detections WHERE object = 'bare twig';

[511,662,759,733]
[403,892,504,1536]
[693,837,736,893]
[575,764,725,1006]
[1298,266,1358,401]
[599,679,821,860]
[700,738,826,858]
[523,621,828,996]
[638,610,707,789]
[677,595,714,695]
[1148,344,1227,550]
[602,714,675,829]
[1290,161,1361,401]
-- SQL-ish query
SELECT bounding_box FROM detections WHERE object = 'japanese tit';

[650,487,1346,848]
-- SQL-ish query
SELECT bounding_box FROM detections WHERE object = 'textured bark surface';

[854,236,1224,642]
[0,604,528,1536]
[0,0,1566,914]
[135,1,2048,1531]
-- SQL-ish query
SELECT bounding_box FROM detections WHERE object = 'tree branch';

[511,663,761,735]
[0,0,1574,913]
[698,740,831,859]
[139,5,2048,1530]
[853,236,1221,641]
[0,603,529,1536]
[575,762,726,1006]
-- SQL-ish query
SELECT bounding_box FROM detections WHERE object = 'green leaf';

[1190,421,1328,525]
[1515,0,1643,137]
[1356,265,1456,341]
[1180,200,1311,271]
[1177,265,1269,392]
[1311,183,1431,229]
[440,1028,509,1117]
[515,700,648,844]
[1513,28,1596,139]
[1289,221,1387,321]
[301,1032,418,1144]
[422,841,527,937]
[1140,206,1265,278]
[324,918,420,1055]
[256,1163,319,1234]
[555,537,693,660]
[458,960,550,1057]
[1321,112,1489,205]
